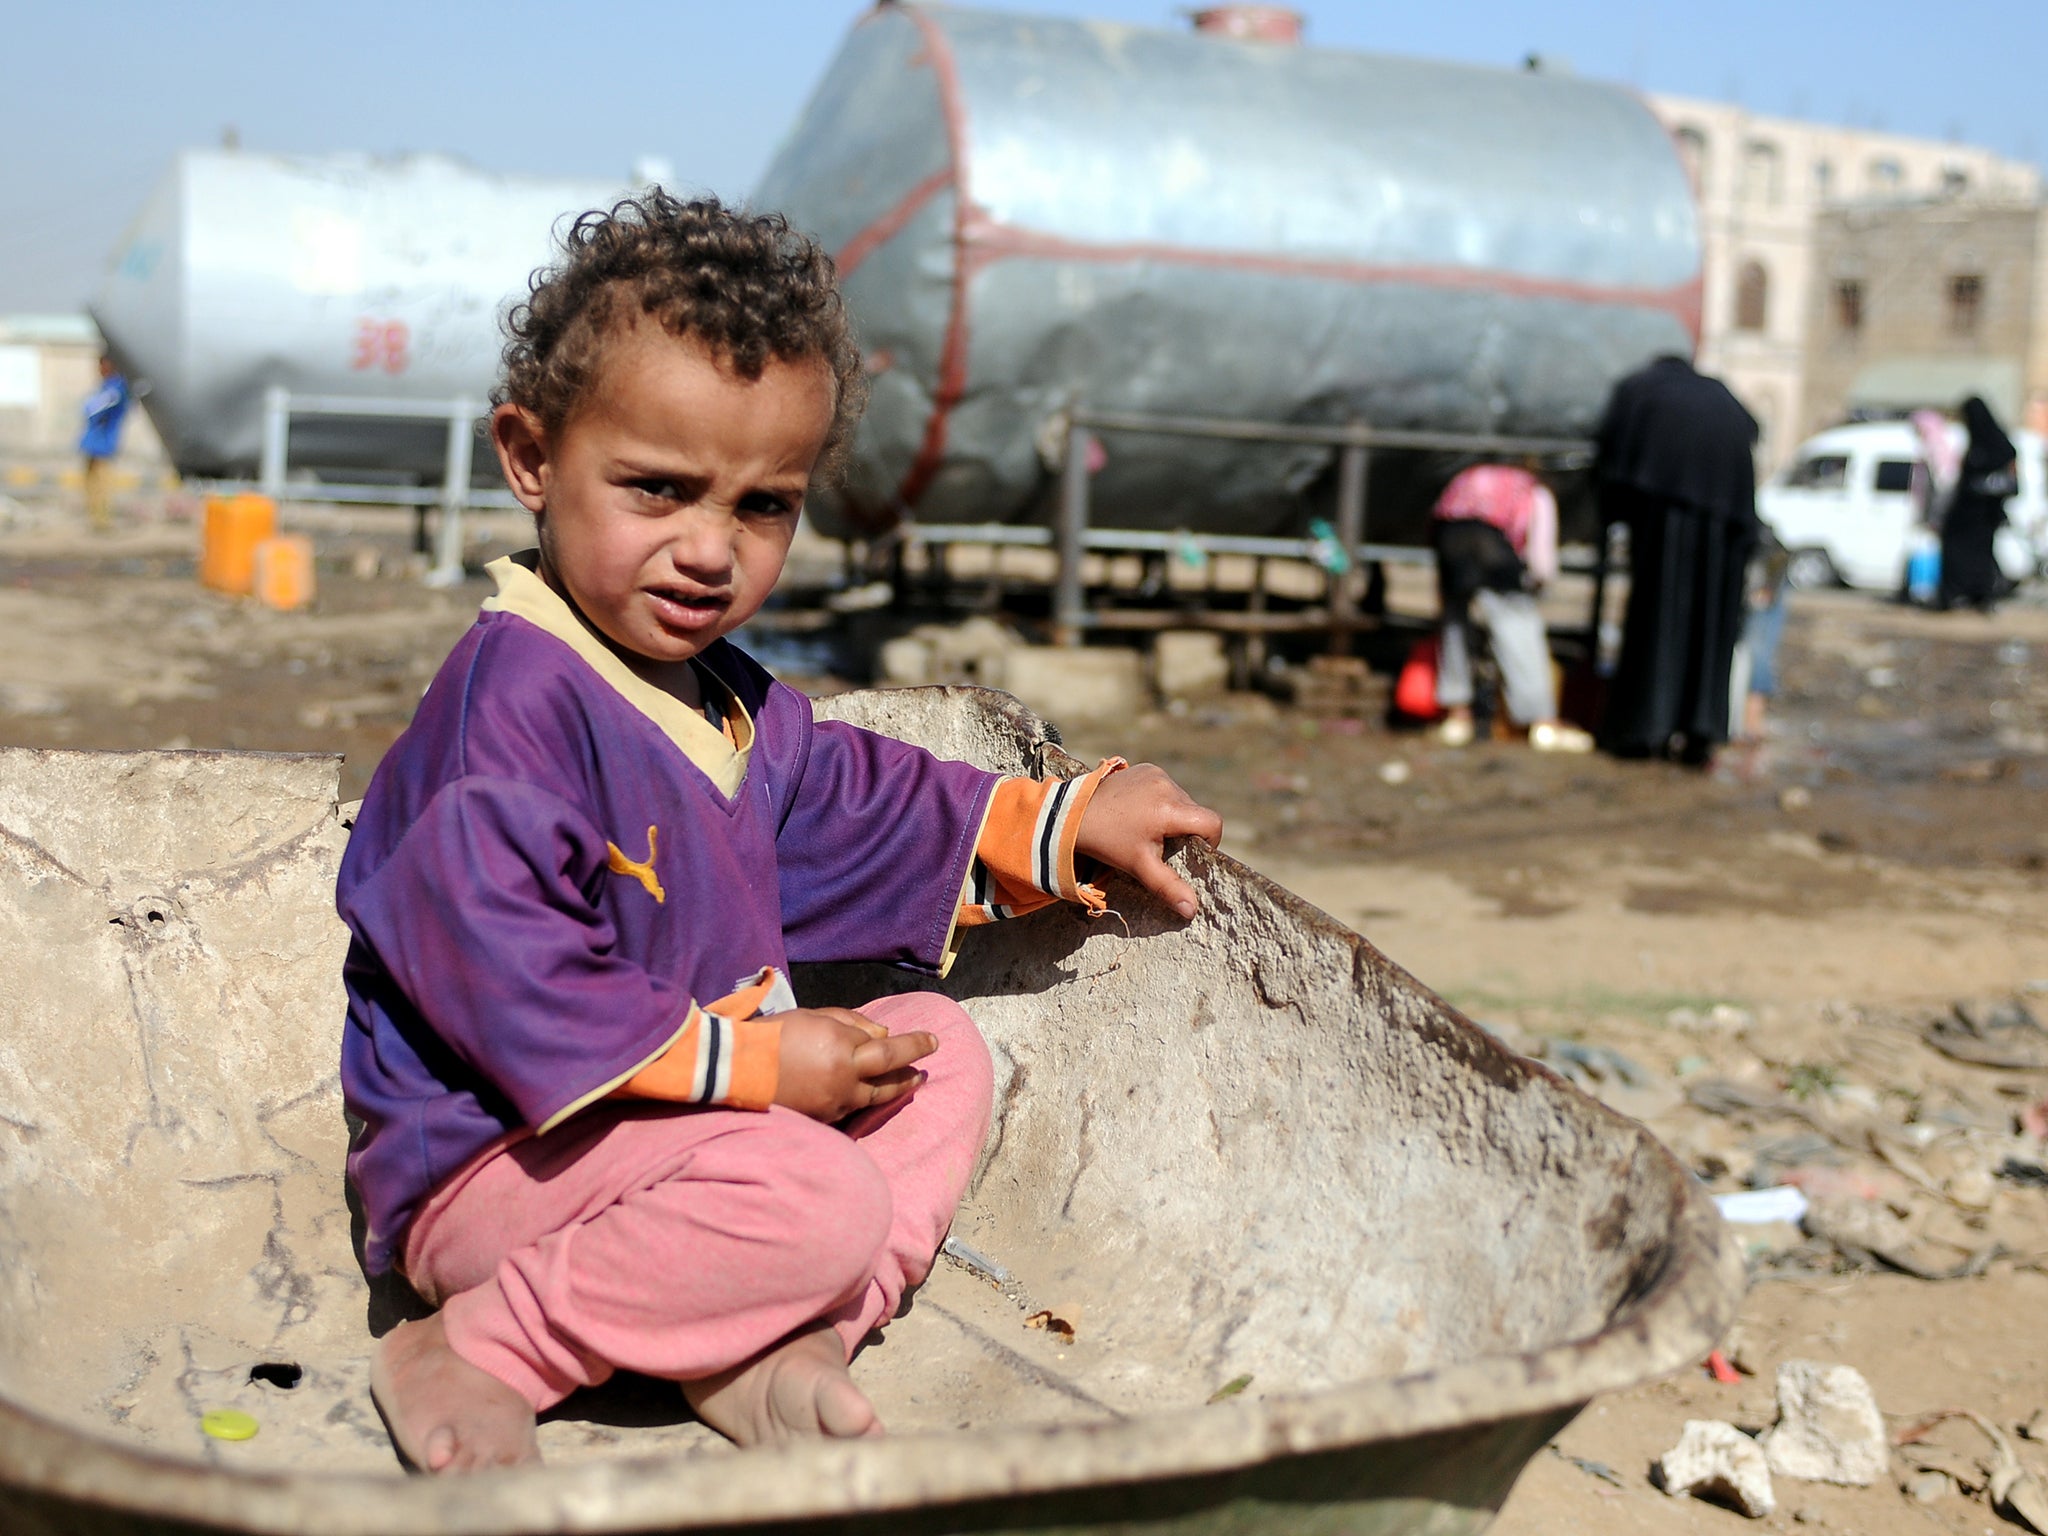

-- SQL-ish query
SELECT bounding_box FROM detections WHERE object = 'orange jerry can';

[252,534,316,611]
[200,494,277,595]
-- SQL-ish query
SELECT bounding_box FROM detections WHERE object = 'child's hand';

[773,1008,937,1122]
[1073,763,1224,920]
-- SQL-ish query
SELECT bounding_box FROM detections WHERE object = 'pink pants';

[402,993,992,1411]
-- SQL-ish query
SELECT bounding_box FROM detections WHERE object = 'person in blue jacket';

[78,355,131,531]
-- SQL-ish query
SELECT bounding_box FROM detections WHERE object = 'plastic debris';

[1539,1039,1655,1090]
[1715,1186,1810,1225]
[200,1409,258,1442]
[939,1236,1013,1286]
[1305,518,1351,576]
[1759,1360,1888,1486]
[1549,1444,1627,1487]
[1656,1419,1775,1517]
[1706,1349,1743,1384]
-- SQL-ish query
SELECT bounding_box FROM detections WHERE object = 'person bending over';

[1429,461,1591,753]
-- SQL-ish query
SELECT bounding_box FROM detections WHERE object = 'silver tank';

[91,152,623,479]
[755,2,1702,539]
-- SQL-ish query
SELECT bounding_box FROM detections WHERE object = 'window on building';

[1674,125,1708,193]
[1834,278,1865,333]
[1947,274,1983,334]
[1742,139,1783,204]
[1941,166,1971,196]
[1874,460,1916,494]
[1735,259,1770,332]
[1783,454,1850,490]
[1869,157,1903,191]
[1813,159,1835,198]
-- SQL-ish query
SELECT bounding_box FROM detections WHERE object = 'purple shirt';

[338,575,997,1274]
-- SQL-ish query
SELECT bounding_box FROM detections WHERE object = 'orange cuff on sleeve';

[614,969,787,1111]
[958,757,1126,927]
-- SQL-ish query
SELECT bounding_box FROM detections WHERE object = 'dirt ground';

[7,496,2048,1534]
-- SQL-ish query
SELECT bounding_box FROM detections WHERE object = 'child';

[338,192,1222,1474]
[79,355,132,532]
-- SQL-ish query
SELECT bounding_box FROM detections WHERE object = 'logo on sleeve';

[606,825,665,904]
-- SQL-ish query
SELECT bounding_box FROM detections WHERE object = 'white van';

[1758,421,2047,590]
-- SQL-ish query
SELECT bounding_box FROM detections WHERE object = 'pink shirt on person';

[1431,465,1559,585]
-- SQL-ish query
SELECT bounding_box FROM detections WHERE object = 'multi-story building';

[1643,94,2039,469]
[1800,201,2048,442]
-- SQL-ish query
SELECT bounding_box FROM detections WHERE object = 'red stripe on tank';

[957,216,1704,330]
[835,168,952,280]
[892,6,978,515]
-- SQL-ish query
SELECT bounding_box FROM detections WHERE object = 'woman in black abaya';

[1593,355,1761,764]
[1938,396,2017,612]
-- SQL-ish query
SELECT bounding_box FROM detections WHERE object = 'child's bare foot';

[371,1312,540,1473]
[682,1325,880,1446]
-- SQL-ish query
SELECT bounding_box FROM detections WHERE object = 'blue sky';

[4,0,2040,312]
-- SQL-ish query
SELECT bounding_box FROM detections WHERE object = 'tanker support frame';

[903,410,1605,659]
[202,388,519,588]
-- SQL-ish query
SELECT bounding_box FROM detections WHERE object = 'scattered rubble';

[1656,1419,1776,1517]
[1801,1196,2002,1281]
[1667,1003,1756,1034]
[1924,998,2048,1070]
[1895,1410,2048,1534]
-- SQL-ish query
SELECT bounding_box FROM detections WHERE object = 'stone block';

[1000,645,1147,729]
[1658,1419,1775,1517]
[877,636,933,686]
[1154,630,1229,698]
[921,616,1023,680]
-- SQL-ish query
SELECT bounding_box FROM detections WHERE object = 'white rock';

[1153,630,1229,699]
[1760,1360,1889,1486]
[1658,1419,1776,1517]
[1001,645,1147,727]
[877,636,933,686]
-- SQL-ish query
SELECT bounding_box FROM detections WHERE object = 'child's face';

[493,324,835,666]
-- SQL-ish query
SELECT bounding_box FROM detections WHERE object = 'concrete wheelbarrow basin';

[0,687,1742,1536]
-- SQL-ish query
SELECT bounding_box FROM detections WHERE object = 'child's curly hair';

[496,191,867,482]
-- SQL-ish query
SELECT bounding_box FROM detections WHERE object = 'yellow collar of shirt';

[481,551,752,798]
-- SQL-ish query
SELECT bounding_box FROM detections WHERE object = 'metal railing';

[1015,407,1594,645]
[245,388,511,586]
